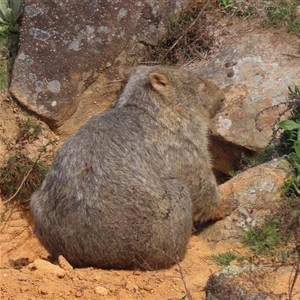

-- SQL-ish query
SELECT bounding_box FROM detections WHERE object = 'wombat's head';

[118,65,225,118]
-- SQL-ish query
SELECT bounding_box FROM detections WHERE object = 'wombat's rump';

[30,65,231,270]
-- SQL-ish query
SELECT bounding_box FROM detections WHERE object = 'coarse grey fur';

[30,65,231,270]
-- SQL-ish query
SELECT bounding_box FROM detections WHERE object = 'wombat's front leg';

[192,176,237,224]
[209,195,237,221]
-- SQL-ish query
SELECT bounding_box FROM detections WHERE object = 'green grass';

[242,219,282,257]
[0,22,21,90]
[210,251,238,266]
[17,118,42,141]
[241,146,275,168]
[263,0,300,33]
[221,0,300,34]
[0,27,9,90]
[241,84,300,274]
[242,197,299,260]
[0,59,7,90]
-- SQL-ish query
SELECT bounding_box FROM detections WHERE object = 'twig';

[139,61,160,65]
[282,53,300,59]
[0,200,18,234]
[161,0,213,62]
[175,252,193,300]
[288,247,300,300]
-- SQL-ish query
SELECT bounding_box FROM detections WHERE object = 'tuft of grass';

[0,153,48,203]
[0,59,7,89]
[143,4,215,65]
[242,219,282,257]
[219,0,234,9]
[17,118,42,142]
[0,117,55,204]
[220,0,300,34]
[241,145,275,169]
[210,251,237,266]
[0,0,23,90]
[243,193,300,261]
[0,27,20,90]
[263,0,300,34]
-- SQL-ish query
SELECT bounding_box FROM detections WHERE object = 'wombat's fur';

[30,65,232,270]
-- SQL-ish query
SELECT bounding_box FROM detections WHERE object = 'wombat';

[30,65,233,270]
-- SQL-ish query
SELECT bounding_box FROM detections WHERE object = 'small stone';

[39,287,49,295]
[28,263,37,271]
[229,259,240,267]
[58,255,73,271]
[95,286,109,295]
[75,291,83,298]
[32,259,66,278]
[141,285,152,292]
[125,281,139,292]
[20,286,28,292]
[77,273,85,280]
[18,275,30,281]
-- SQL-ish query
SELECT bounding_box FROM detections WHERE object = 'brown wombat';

[30,65,233,270]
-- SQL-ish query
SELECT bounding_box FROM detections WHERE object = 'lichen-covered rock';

[10,0,191,127]
[199,158,292,246]
[205,265,287,300]
[192,31,300,173]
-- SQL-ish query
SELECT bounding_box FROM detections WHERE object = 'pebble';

[29,259,66,278]
[95,286,109,295]
[58,255,73,271]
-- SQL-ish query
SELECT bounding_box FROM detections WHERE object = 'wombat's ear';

[118,65,134,82]
[149,72,170,93]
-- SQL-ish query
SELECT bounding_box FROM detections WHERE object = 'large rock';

[199,30,300,151]
[193,29,300,173]
[199,158,291,247]
[10,0,191,127]
[205,265,288,300]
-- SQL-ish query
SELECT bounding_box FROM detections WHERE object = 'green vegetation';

[241,201,299,262]
[144,5,214,65]
[0,117,54,204]
[220,0,300,34]
[242,219,281,257]
[241,146,275,169]
[0,0,23,32]
[17,117,42,142]
[263,0,300,34]
[0,28,21,90]
[210,251,238,266]
[219,0,234,9]
[0,0,23,90]
[0,153,48,203]
[278,86,300,193]
[243,85,300,270]
[0,59,6,89]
